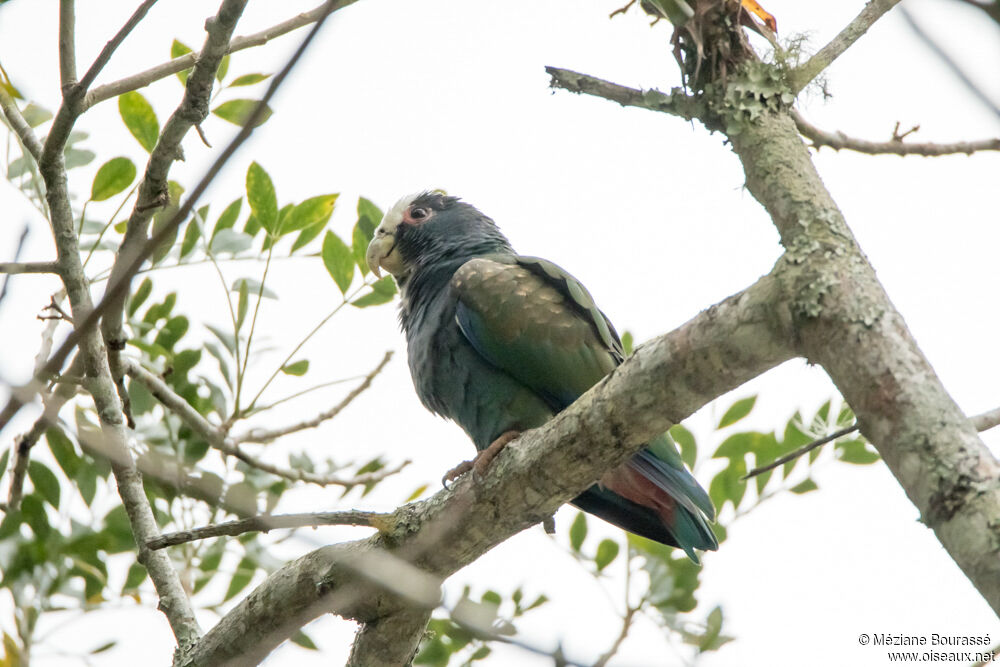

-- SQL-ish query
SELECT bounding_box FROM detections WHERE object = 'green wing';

[451,255,621,409]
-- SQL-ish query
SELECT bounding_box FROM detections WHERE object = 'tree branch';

[233,350,393,444]
[345,608,432,667]
[100,0,251,408]
[726,108,1000,616]
[76,0,160,93]
[178,273,798,666]
[545,66,701,120]
[0,262,60,275]
[58,0,77,92]
[0,86,44,162]
[792,110,1000,156]
[82,0,362,111]
[788,0,904,93]
[125,358,410,488]
[146,510,390,550]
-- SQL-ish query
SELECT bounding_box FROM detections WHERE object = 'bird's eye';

[410,207,428,221]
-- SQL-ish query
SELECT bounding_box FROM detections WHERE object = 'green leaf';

[246,162,278,234]
[228,73,271,87]
[357,196,382,235]
[718,395,756,428]
[179,210,201,259]
[118,91,159,152]
[789,478,818,494]
[285,194,337,235]
[670,423,697,468]
[230,277,277,299]
[216,53,230,82]
[28,460,60,509]
[21,494,50,538]
[406,484,429,502]
[836,439,880,465]
[153,315,189,350]
[64,146,96,169]
[281,360,309,376]
[212,197,242,239]
[210,229,253,255]
[78,465,97,506]
[290,630,318,650]
[713,432,754,459]
[46,427,80,477]
[90,156,136,201]
[21,103,52,127]
[236,280,249,331]
[150,180,185,264]
[122,562,147,592]
[171,39,193,84]
[90,641,117,654]
[351,276,396,308]
[223,556,256,601]
[213,99,272,127]
[322,231,355,294]
[569,511,587,551]
[128,279,153,318]
[594,538,620,571]
[621,330,634,356]
[291,218,328,253]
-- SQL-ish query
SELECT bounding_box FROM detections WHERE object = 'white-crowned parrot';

[366,192,717,562]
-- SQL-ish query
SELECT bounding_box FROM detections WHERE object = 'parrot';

[365,192,717,562]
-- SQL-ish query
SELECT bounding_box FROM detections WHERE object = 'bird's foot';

[441,430,521,488]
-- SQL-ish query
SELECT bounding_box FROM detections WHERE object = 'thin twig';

[234,350,393,444]
[75,0,160,93]
[146,510,391,550]
[789,0,904,93]
[744,423,859,480]
[82,0,362,111]
[0,227,37,309]
[58,0,77,91]
[0,262,60,275]
[545,67,700,121]
[125,358,410,488]
[793,110,1000,156]
[0,86,44,161]
[744,404,1000,479]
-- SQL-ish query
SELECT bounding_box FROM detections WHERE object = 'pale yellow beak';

[366,233,404,278]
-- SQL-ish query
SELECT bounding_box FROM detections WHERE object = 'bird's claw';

[440,430,522,489]
[441,460,474,489]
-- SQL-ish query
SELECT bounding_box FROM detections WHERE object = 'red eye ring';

[405,206,432,224]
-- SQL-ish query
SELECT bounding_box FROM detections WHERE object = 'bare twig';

[744,404,1000,480]
[793,110,1000,156]
[743,423,859,480]
[545,67,700,121]
[58,0,77,91]
[789,0,904,93]
[0,86,44,161]
[82,0,362,111]
[234,350,393,444]
[125,358,410,488]
[76,0,160,93]
[0,227,36,309]
[147,510,391,550]
[0,262,60,275]
[899,6,1000,121]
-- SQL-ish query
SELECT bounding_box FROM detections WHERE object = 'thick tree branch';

[147,510,390,549]
[788,0,904,94]
[179,273,798,666]
[125,358,410,488]
[792,110,1000,156]
[345,608,433,667]
[82,0,362,111]
[233,350,393,444]
[726,109,1000,616]
[545,67,701,121]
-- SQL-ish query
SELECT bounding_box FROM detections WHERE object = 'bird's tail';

[574,432,717,563]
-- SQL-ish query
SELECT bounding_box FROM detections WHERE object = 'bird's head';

[365,191,512,282]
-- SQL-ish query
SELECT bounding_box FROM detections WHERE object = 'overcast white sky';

[1,0,999,665]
